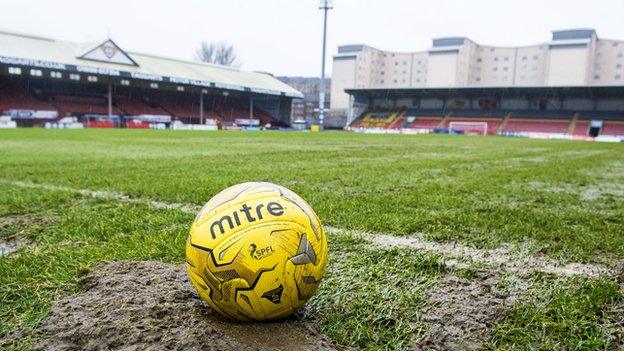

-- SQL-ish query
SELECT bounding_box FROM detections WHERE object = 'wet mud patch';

[35,261,340,351]
[416,270,526,350]
[0,214,55,256]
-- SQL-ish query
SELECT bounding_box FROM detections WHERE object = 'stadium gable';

[78,39,138,67]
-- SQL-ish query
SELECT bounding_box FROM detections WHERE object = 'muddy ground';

[0,215,55,256]
[415,270,525,350]
[35,261,341,351]
[32,261,523,351]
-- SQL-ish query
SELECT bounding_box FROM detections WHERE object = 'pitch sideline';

[0,179,614,277]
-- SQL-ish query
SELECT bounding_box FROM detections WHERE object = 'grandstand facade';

[331,29,624,111]
[0,30,302,129]
[332,29,624,140]
[344,86,624,139]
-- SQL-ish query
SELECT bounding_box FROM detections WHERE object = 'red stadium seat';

[601,121,624,136]
[503,119,569,134]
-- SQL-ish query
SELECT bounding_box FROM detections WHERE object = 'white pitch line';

[327,227,613,278]
[0,179,615,277]
[1,180,202,213]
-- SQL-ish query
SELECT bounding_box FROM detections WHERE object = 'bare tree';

[195,41,240,67]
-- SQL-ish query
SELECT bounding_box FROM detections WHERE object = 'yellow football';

[185,182,328,321]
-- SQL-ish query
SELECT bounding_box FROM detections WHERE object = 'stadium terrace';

[0,30,302,130]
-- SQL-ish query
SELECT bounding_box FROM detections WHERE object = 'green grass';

[305,233,445,349]
[0,129,622,350]
[488,277,624,350]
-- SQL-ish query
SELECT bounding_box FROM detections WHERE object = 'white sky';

[1,0,623,76]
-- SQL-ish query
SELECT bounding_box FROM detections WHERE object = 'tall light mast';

[318,0,333,130]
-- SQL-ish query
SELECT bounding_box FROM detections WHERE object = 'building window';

[120,79,130,86]
[594,75,600,80]
[532,66,538,71]
[594,64,601,69]
[176,86,185,91]
[504,57,509,61]
[493,67,498,71]
[50,71,62,78]
[70,73,80,80]
[150,82,158,89]
[30,69,42,77]
[616,64,622,69]
[8,67,22,75]
[417,60,422,64]
[503,67,509,71]
[393,79,397,83]
[616,75,622,80]
[403,61,407,65]
[87,75,98,82]
[490,48,495,52]
[614,42,619,47]
[477,58,482,62]
[522,56,527,60]
[494,57,499,61]
[475,77,481,82]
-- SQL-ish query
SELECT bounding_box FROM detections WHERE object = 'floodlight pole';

[318,0,332,130]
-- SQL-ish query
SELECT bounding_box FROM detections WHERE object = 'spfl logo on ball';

[249,243,276,260]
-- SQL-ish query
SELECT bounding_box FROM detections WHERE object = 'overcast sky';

[1,0,623,77]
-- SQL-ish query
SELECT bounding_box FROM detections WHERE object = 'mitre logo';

[208,201,285,239]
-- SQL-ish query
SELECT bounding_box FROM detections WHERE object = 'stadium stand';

[0,79,56,112]
[344,86,624,139]
[350,108,406,129]
[52,94,123,116]
[0,29,301,128]
[601,121,624,136]
[502,118,570,134]
[571,120,590,136]
[405,117,443,129]
[153,92,202,123]
[115,94,169,116]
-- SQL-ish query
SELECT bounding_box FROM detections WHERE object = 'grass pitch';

[0,129,623,350]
